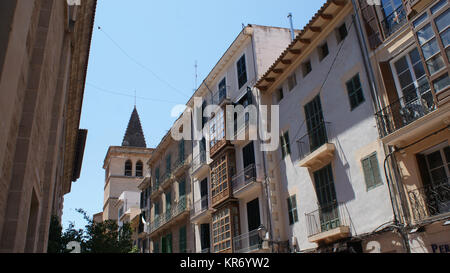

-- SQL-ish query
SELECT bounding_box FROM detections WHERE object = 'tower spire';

[122,107,147,148]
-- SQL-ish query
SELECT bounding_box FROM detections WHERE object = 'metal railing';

[149,196,189,233]
[408,178,450,222]
[305,201,350,238]
[381,5,407,38]
[297,122,332,160]
[151,179,160,194]
[191,151,207,174]
[232,229,262,253]
[231,164,258,193]
[192,195,210,217]
[160,171,172,187]
[212,89,231,105]
[375,86,435,138]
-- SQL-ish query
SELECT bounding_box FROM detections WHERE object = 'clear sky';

[61,0,327,229]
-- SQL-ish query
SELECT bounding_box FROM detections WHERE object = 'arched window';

[125,160,132,176]
[136,161,143,177]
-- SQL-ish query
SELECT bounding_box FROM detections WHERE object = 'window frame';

[318,42,329,61]
[345,73,366,110]
[361,152,384,191]
[287,195,299,225]
[411,2,450,96]
[280,130,291,159]
[236,54,248,90]
[287,73,297,91]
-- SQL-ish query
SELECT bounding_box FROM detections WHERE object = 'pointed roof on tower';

[122,106,147,148]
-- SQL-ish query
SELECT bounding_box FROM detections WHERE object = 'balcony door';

[200,178,208,210]
[418,143,450,215]
[200,223,211,252]
[242,141,256,181]
[304,95,327,152]
[246,198,261,250]
[313,164,339,232]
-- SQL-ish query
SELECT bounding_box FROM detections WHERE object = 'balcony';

[160,171,173,190]
[149,196,190,235]
[190,195,213,224]
[306,202,351,244]
[212,89,232,107]
[232,229,263,253]
[191,151,209,178]
[380,5,408,39]
[150,180,161,198]
[231,164,261,198]
[173,157,191,178]
[375,86,437,145]
[407,178,450,223]
[297,122,335,170]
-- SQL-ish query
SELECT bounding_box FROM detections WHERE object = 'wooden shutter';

[362,157,375,189]
[287,197,294,225]
[358,0,384,50]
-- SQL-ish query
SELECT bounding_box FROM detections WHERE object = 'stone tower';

[102,107,153,222]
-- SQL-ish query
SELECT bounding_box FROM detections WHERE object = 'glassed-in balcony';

[381,4,408,38]
[408,178,450,223]
[305,201,351,244]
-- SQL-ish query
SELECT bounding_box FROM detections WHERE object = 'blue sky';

[62,0,327,229]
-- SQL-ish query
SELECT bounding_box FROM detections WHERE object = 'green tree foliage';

[47,209,133,253]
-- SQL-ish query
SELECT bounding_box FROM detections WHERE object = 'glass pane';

[431,0,448,14]
[444,146,450,164]
[433,73,450,92]
[422,38,440,59]
[427,150,444,169]
[412,61,426,79]
[417,24,435,45]
[413,13,429,28]
[398,71,414,89]
[431,167,447,182]
[426,54,445,75]
[394,56,409,74]
[440,27,450,47]
[435,9,450,32]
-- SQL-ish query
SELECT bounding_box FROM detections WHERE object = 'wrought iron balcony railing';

[305,201,350,238]
[381,5,407,38]
[212,89,231,106]
[149,196,189,234]
[297,122,332,160]
[191,195,210,217]
[375,85,435,138]
[408,178,450,222]
[191,150,207,174]
[231,164,258,193]
[232,229,262,253]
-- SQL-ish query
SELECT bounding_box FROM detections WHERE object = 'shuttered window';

[287,195,299,225]
[179,226,187,253]
[237,55,248,89]
[280,131,291,159]
[346,74,365,110]
[362,153,383,190]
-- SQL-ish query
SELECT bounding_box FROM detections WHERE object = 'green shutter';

[167,233,172,253]
[179,226,187,253]
[362,153,383,190]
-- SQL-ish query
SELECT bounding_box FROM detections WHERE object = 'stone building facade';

[0,0,96,252]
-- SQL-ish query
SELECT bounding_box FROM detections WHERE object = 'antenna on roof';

[288,13,295,41]
[194,60,198,91]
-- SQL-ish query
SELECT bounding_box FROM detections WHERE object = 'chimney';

[288,13,295,41]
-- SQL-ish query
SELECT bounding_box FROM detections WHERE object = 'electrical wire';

[96,25,191,99]
[86,82,183,104]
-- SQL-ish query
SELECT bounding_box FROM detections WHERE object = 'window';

[125,160,132,176]
[280,131,291,159]
[212,207,233,252]
[287,195,299,225]
[155,167,160,187]
[346,74,365,110]
[166,154,171,174]
[211,154,228,200]
[218,78,227,102]
[413,3,450,93]
[179,140,185,163]
[179,226,187,253]
[302,60,312,77]
[179,179,186,198]
[361,153,383,190]
[337,23,348,42]
[275,88,284,103]
[209,108,225,148]
[136,161,143,177]
[237,54,248,89]
[287,73,297,91]
[381,0,405,34]
[154,241,159,253]
[318,42,329,61]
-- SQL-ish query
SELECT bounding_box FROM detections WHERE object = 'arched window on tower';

[136,161,143,177]
[125,160,132,176]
